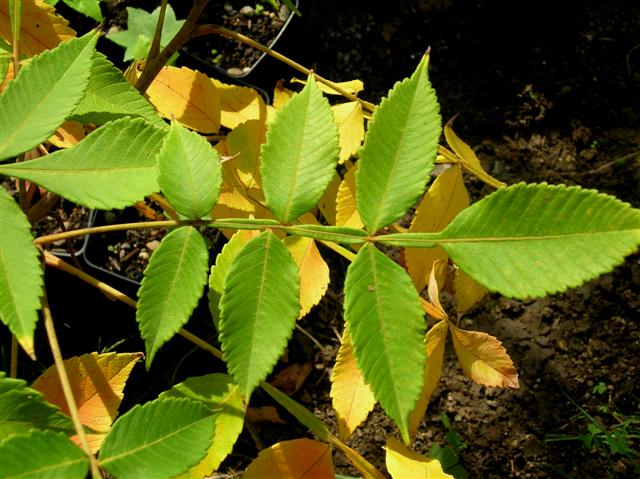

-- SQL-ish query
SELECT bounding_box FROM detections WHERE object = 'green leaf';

[136,227,209,368]
[72,52,164,127]
[0,430,89,479]
[356,54,441,233]
[420,183,639,299]
[160,374,244,477]
[0,188,42,358]
[261,75,340,223]
[62,0,102,21]
[0,376,74,437]
[99,397,216,479]
[0,31,97,161]
[106,5,184,62]
[157,122,222,219]
[219,231,300,398]
[0,117,166,209]
[343,243,426,443]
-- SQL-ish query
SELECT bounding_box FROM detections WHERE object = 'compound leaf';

[211,79,267,129]
[261,75,340,223]
[0,31,97,160]
[0,117,166,209]
[32,352,142,453]
[219,231,300,398]
[0,188,42,358]
[385,437,453,479]
[344,243,426,443]
[332,101,364,163]
[336,164,363,229]
[0,430,89,479]
[284,236,330,318]
[244,439,334,479]
[157,121,221,219]
[137,226,209,368]
[161,374,244,478]
[99,397,216,479]
[356,53,441,233]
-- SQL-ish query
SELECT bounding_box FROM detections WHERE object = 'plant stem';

[41,291,103,479]
[194,24,377,113]
[147,0,169,61]
[136,0,210,94]
[9,336,18,377]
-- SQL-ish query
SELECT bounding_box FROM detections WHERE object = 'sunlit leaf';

[31,352,142,453]
[99,397,216,479]
[220,231,300,398]
[405,165,468,292]
[332,101,364,163]
[261,75,339,223]
[408,320,448,439]
[336,164,363,229]
[454,267,488,314]
[444,118,505,188]
[60,0,102,21]
[273,79,294,110]
[161,374,244,478]
[317,172,340,225]
[331,329,376,441]
[244,439,334,479]
[284,236,330,318]
[344,243,426,443]
[292,77,364,96]
[356,53,441,233]
[0,430,88,479]
[211,78,267,129]
[385,437,453,479]
[449,323,519,388]
[0,0,75,57]
[0,188,42,358]
[226,118,266,192]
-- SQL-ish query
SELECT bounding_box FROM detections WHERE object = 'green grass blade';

[99,397,216,479]
[0,188,43,358]
[219,231,300,398]
[71,52,164,127]
[434,183,640,298]
[136,227,209,368]
[261,75,339,223]
[356,53,441,233]
[0,31,97,160]
[157,122,221,219]
[0,430,89,479]
[343,243,426,443]
[0,117,166,209]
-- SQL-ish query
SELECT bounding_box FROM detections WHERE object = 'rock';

[239,5,255,16]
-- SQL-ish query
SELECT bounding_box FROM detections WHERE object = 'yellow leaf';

[214,140,256,212]
[32,352,142,453]
[405,165,469,292]
[408,320,448,439]
[226,119,266,191]
[449,323,519,388]
[317,172,340,225]
[0,0,75,57]
[444,118,506,188]
[273,79,294,110]
[385,437,453,479]
[336,164,363,229]
[427,260,448,318]
[332,102,364,163]
[47,120,85,148]
[331,329,376,441]
[454,267,488,314]
[211,78,267,129]
[244,438,335,479]
[292,77,364,96]
[0,58,14,92]
[284,236,330,318]
[139,66,220,133]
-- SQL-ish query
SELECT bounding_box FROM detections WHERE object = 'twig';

[147,0,169,61]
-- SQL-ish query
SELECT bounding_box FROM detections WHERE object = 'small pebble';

[138,251,149,261]
[226,67,243,76]
[239,5,255,16]
[145,240,160,251]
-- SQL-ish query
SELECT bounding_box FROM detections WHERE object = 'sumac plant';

[1,1,639,478]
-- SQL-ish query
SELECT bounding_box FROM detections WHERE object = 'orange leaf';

[444,118,505,189]
[246,405,286,424]
[332,102,364,163]
[32,352,142,453]
[0,0,76,57]
[211,78,267,129]
[244,438,334,479]
[335,164,363,229]
[454,267,488,314]
[405,164,469,292]
[48,120,85,148]
[385,437,453,479]
[270,363,313,396]
[449,324,519,388]
[284,237,330,318]
[408,320,448,439]
[143,66,220,133]
[331,329,376,441]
